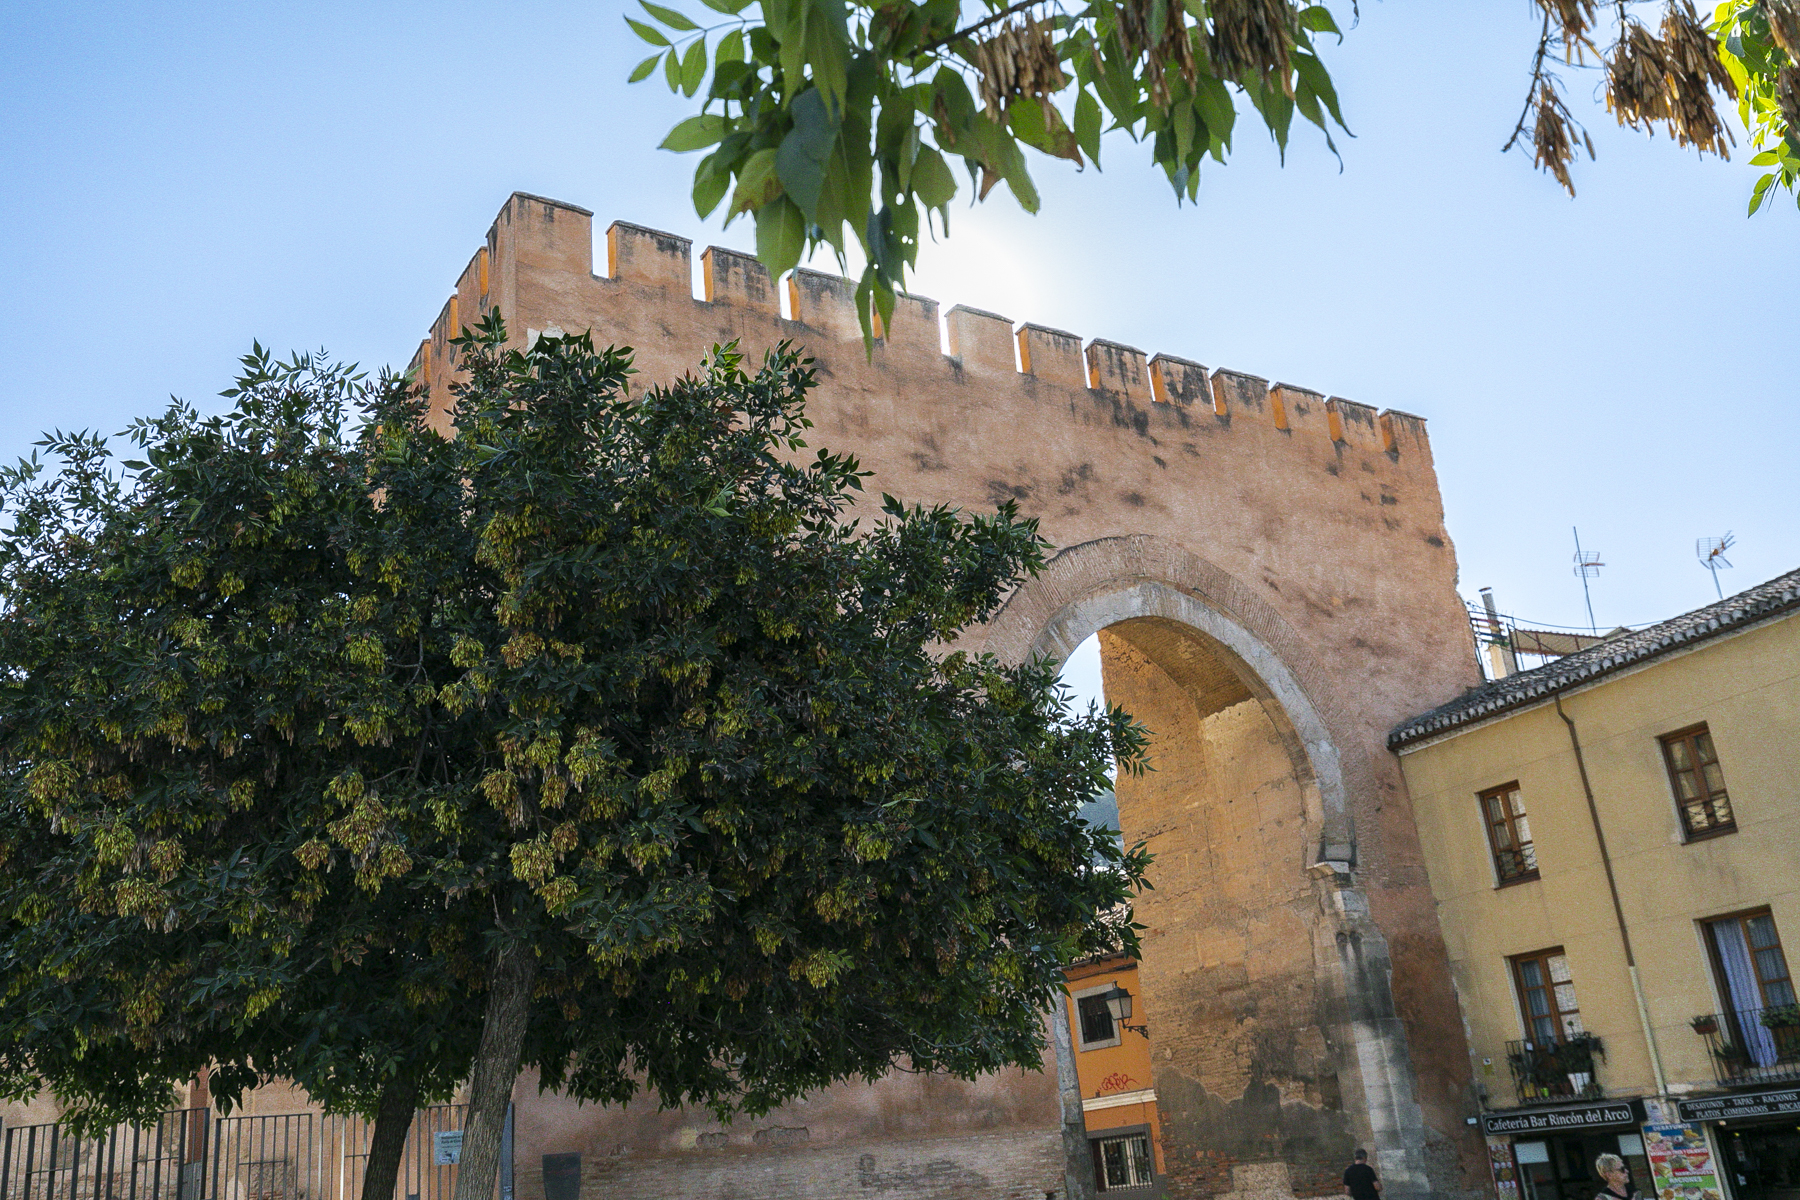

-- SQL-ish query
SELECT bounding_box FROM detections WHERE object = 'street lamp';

[1099,984,1149,1040]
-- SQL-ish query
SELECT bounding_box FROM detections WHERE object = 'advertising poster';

[1643,1123,1721,1200]
[1486,1136,1519,1200]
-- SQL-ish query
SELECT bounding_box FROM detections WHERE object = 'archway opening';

[1051,611,1354,1195]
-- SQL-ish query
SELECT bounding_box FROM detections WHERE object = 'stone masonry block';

[607,221,692,291]
[1149,353,1209,406]
[1016,324,1085,387]
[1087,339,1150,400]
[945,305,1015,372]
[701,246,779,316]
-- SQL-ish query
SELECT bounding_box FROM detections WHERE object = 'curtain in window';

[1710,918,1779,1067]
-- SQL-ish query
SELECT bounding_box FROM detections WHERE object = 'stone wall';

[415,192,1492,1199]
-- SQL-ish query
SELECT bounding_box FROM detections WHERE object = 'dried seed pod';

[973,17,1067,120]
[1209,0,1296,90]
[1661,1,1734,156]
[1763,0,1800,62]
[1110,0,1200,105]
[1539,0,1601,57]
[1779,63,1800,137]
[1607,21,1672,130]
[1533,81,1590,195]
[1663,0,1736,99]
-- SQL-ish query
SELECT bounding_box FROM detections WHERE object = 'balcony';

[1692,1006,1800,1087]
[1506,1033,1607,1104]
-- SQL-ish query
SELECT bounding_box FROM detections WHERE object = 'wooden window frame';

[1479,782,1539,887]
[1511,948,1582,1043]
[1707,908,1797,1011]
[1659,723,1737,841]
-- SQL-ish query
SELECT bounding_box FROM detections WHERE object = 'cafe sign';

[1676,1088,1800,1123]
[1481,1102,1638,1136]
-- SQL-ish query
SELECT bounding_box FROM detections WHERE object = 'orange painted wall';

[1066,956,1165,1172]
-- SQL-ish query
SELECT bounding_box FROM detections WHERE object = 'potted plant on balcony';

[1713,1040,1751,1066]
[1561,1033,1605,1097]
[1761,1004,1800,1061]
[1759,1004,1800,1028]
[1691,1015,1719,1036]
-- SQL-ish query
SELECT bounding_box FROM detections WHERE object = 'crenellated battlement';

[411,192,1431,461]
[408,192,1453,581]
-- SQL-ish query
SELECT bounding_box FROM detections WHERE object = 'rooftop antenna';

[1572,527,1603,637]
[1697,533,1735,600]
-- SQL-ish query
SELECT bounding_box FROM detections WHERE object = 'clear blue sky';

[4,2,1795,649]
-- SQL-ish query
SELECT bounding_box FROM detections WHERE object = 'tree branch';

[916,0,1051,57]
[1504,10,1555,152]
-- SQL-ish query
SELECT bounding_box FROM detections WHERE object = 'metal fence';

[1,1105,473,1200]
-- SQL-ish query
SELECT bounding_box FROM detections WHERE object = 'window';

[1660,725,1735,838]
[1513,949,1583,1042]
[1480,783,1539,884]
[1092,1131,1154,1191]
[1705,911,1796,1068]
[1076,991,1118,1047]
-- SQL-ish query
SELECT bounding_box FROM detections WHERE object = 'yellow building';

[1390,569,1800,1200]
[1064,953,1166,1196]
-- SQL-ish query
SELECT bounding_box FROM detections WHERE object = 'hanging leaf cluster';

[626,0,1350,345]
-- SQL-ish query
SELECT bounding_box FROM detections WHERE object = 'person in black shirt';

[1594,1152,1639,1200]
[1343,1149,1381,1200]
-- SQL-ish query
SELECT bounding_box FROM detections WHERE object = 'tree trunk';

[358,1073,421,1200]
[450,939,536,1200]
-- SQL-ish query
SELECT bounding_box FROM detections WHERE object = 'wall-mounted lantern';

[1099,984,1150,1040]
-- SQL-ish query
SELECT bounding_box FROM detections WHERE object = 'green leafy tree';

[0,320,1147,1200]
[625,0,1796,332]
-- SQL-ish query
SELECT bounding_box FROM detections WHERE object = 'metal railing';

[0,1105,469,1200]
[1693,1006,1800,1086]
[1505,1033,1607,1104]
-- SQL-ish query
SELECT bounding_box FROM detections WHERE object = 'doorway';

[1719,1121,1800,1200]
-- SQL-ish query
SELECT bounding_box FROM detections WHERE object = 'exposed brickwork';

[512,1129,1063,1200]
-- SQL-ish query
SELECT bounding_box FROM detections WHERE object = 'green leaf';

[628,52,664,83]
[640,0,699,31]
[693,152,732,218]
[1074,90,1102,166]
[680,38,708,97]
[731,147,783,214]
[698,0,752,10]
[717,28,745,63]
[756,195,807,279]
[1750,150,1780,166]
[624,16,670,46]
[665,43,684,91]
[776,87,841,220]
[909,147,956,210]
[1297,5,1341,39]
[661,114,728,152]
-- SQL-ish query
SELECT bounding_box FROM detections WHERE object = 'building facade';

[1390,569,1800,1200]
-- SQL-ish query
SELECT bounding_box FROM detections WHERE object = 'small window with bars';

[1076,991,1118,1047]
[1480,783,1539,885]
[1660,725,1736,839]
[1513,949,1583,1042]
[1092,1131,1155,1191]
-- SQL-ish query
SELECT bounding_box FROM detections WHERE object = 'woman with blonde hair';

[1594,1152,1639,1200]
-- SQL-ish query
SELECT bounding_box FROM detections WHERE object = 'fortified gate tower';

[412,193,1489,1200]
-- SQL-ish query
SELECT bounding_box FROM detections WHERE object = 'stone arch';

[979,535,1434,1197]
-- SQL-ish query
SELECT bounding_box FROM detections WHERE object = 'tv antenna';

[1572,528,1603,637]
[1697,533,1735,600]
